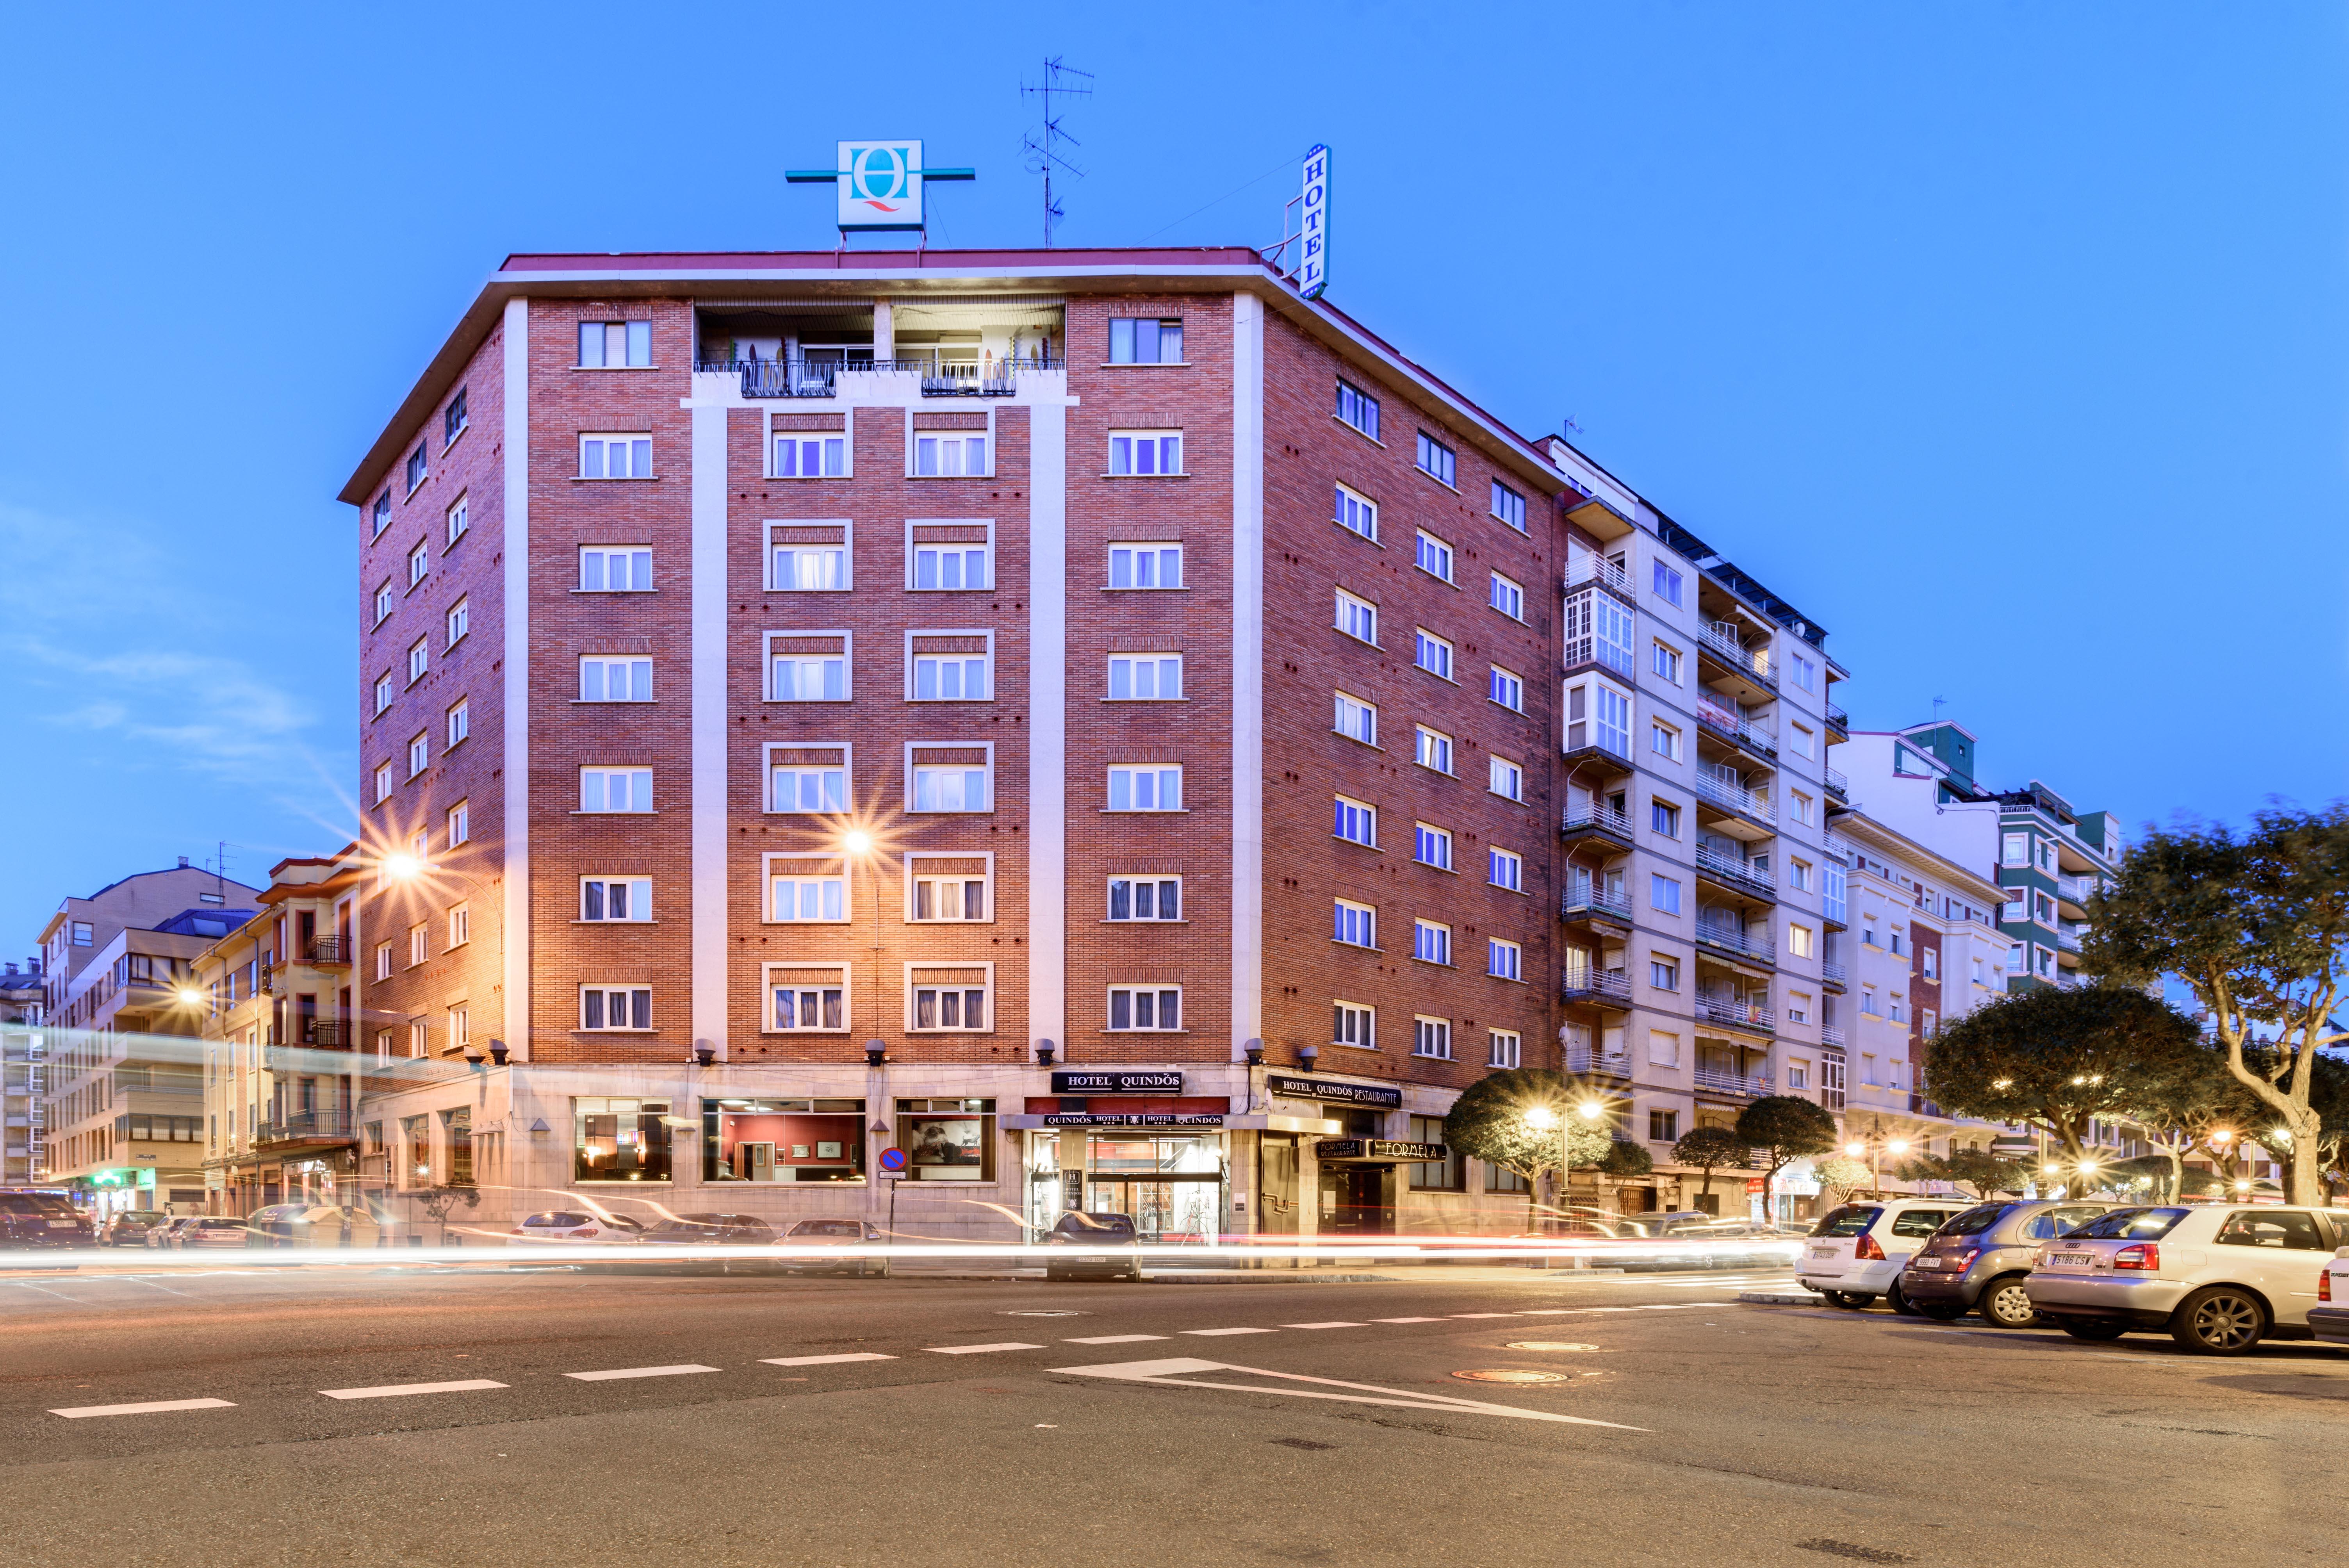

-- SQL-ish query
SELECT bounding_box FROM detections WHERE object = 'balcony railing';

[1823,766,1849,800]
[1694,770,1775,823]
[1820,960,1847,985]
[715,355,1062,400]
[1561,969,1633,1007]
[254,1110,356,1146]
[1563,553,1636,607]
[305,937,347,966]
[1559,802,1634,844]
[1824,701,1849,733]
[1820,1025,1847,1048]
[2054,928,2083,954]
[1694,922,1776,964]
[1695,842,1776,900]
[1560,888,1634,925]
[1695,700,1777,757]
[1565,1045,1632,1077]
[1698,620,1777,688]
[1695,992,1774,1033]
[1693,1065,1773,1098]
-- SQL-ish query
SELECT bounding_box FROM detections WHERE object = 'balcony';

[1560,887,1634,928]
[1824,701,1850,739]
[1694,770,1775,829]
[1821,1025,1847,1048]
[1562,633,1637,682]
[1695,699,1778,763]
[253,1110,356,1147]
[1820,960,1848,991]
[719,354,1060,400]
[1823,766,1849,802]
[1560,969,1633,1010]
[1822,896,1849,931]
[1694,921,1776,965]
[305,937,348,967]
[1565,1044,1632,1078]
[1695,992,1774,1034]
[1694,842,1777,903]
[1559,802,1635,851]
[1697,620,1777,690]
[1693,1064,1774,1098]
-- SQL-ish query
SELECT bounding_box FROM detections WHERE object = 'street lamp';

[1527,1099,1608,1233]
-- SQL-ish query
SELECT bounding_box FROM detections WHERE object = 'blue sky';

[2,3,2343,948]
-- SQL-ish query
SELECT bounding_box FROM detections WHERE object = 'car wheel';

[1887,1283,1921,1317]
[1823,1292,1873,1310]
[2058,1318,2129,1341]
[1913,1301,1966,1321]
[1974,1276,2040,1328]
[2171,1286,2267,1355]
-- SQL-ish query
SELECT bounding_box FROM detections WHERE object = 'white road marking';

[1048,1356,1646,1429]
[1182,1327,1277,1336]
[1280,1322,1367,1330]
[1062,1334,1168,1345]
[761,1353,897,1367]
[564,1364,721,1382]
[50,1398,235,1419]
[1519,1303,1739,1316]
[1448,1313,1520,1319]
[1372,1317,1444,1324]
[320,1379,508,1401]
[924,1342,1044,1355]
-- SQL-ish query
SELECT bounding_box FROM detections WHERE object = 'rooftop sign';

[787,141,975,235]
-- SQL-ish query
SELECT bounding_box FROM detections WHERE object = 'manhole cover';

[1504,1341,1600,1352]
[1002,1310,1088,1317]
[1451,1369,1572,1384]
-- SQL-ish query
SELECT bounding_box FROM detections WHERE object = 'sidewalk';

[893,1260,1639,1285]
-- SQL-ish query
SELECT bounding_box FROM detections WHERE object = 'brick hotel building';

[340,247,1853,1239]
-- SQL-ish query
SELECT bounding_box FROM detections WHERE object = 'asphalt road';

[2,1260,2344,1568]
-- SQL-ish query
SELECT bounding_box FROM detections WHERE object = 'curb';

[1737,1290,1826,1305]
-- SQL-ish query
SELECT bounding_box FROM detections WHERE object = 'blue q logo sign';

[838,140,925,231]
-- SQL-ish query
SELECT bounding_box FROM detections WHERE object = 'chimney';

[178,856,190,868]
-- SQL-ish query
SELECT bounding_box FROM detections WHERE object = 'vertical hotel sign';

[1297,144,1331,299]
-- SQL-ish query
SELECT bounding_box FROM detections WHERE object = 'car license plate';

[47,1219,76,1228]
[1078,1255,1109,1263]
[1912,1256,1943,1269]
[1807,1246,1835,1258]
[2048,1252,2094,1266]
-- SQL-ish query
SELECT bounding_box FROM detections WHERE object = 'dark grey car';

[1900,1199,2115,1326]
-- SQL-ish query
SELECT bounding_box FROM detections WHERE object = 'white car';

[2026,1205,2349,1354]
[508,1210,645,1244]
[2311,1247,2349,1347]
[1797,1198,1973,1313]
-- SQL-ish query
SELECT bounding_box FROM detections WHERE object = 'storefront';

[1024,1129,1228,1241]
[572,1096,673,1184]
[704,1097,866,1183]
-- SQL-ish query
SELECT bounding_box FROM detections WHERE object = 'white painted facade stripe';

[564,1364,721,1382]
[1228,290,1266,1061]
[499,297,531,1056]
[1026,397,1069,1056]
[50,1398,235,1418]
[320,1379,508,1401]
[688,391,730,1057]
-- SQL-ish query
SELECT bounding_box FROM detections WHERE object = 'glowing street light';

[842,829,874,855]
[381,852,425,882]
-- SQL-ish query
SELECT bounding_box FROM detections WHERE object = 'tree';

[1923,984,2208,1165]
[414,1186,479,1245]
[1892,1148,2032,1200]
[1735,1096,1837,1217]
[2083,806,2349,1205]
[1671,1126,1748,1208]
[1444,1069,1614,1228]
[1814,1155,1874,1206]
[1598,1140,1653,1179]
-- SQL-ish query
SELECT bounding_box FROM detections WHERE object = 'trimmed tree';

[1444,1069,1614,1228]
[414,1185,480,1246]
[1813,1155,1874,1207]
[1671,1125,1748,1210]
[2083,806,2349,1206]
[1893,1148,2032,1200]
[1734,1096,1837,1218]
[1599,1140,1654,1179]
[1922,984,2208,1168]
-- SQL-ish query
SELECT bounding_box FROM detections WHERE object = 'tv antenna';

[1931,695,1947,721]
[1020,57,1093,246]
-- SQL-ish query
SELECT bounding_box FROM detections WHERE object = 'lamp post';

[1526,1098,1609,1235]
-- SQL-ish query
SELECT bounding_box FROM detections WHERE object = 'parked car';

[1899,1199,2117,1326]
[2310,1247,2349,1348]
[246,1203,380,1249]
[147,1217,198,1249]
[174,1217,254,1250]
[0,1189,96,1249]
[1797,1198,1973,1312]
[1043,1212,1141,1281]
[781,1218,890,1277]
[103,1210,171,1247]
[626,1213,780,1274]
[508,1210,646,1244]
[2025,1205,2349,1354]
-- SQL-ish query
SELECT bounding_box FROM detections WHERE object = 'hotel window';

[407,638,428,684]
[1335,588,1379,645]
[447,799,469,846]
[579,767,653,813]
[770,526,848,591]
[911,967,993,1032]
[572,1095,671,1183]
[1489,755,1524,802]
[581,656,652,703]
[768,865,846,923]
[373,673,394,715]
[1107,986,1181,1032]
[371,493,391,537]
[1108,654,1182,701]
[373,580,393,624]
[1335,380,1379,439]
[405,445,428,494]
[1861,988,1880,1016]
[909,525,991,590]
[577,321,652,368]
[1922,1008,1938,1037]
[1651,800,1681,838]
[1105,764,1180,812]
[1333,898,1377,949]
[446,698,469,748]
[1488,846,1522,891]
[1415,726,1453,775]
[406,732,430,779]
[1414,822,1453,871]
[374,943,393,982]
[1414,431,1456,486]
[910,634,991,701]
[580,546,653,592]
[408,542,429,587]
[1790,722,1816,758]
[580,987,653,1032]
[579,434,653,479]
[914,431,988,476]
[1788,922,1815,959]
[446,597,469,646]
[772,433,846,478]
[1489,666,1524,712]
[1653,642,1682,683]
[2034,891,2056,924]
[579,878,651,923]
[1109,430,1183,475]
[1333,690,1378,746]
[1650,721,1680,761]
[770,752,848,814]
[1109,316,1183,363]
[768,635,849,702]
[768,966,848,1032]
[909,857,991,922]
[1334,1001,1376,1050]
[444,387,468,445]
[1489,480,1526,532]
[1413,1017,1453,1060]
[408,923,429,968]
[1333,795,1377,847]
[1652,560,1683,606]
[1415,530,1454,583]
[1487,938,1522,981]
[1488,1028,1522,1068]
[911,748,992,812]
[447,904,470,947]
[1650,959,1679,991]
[1107,876,1180,923]
[1109,542,1183,589]
[1650,875,1682,915]
[1489,572,1524,620]
[446,495,468,545]
[1333,483,1378,542]
[1413,919,1451,966]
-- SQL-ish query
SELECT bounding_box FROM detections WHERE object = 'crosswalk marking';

[1181,1327,1276,1336]
[1371,1317,1444,1324]
[761,1353,896,1367]
[320,1380,508,1401]
[924,1342,1044,1355]
[564,1365,720,1382]
[1280,1322,1366,1330]
[50,1398,235,1419]
[1062,1334,1168,1345]
[1448,1313,1520,1319]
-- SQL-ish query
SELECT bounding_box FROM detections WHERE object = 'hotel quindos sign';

[788,141,975,234]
